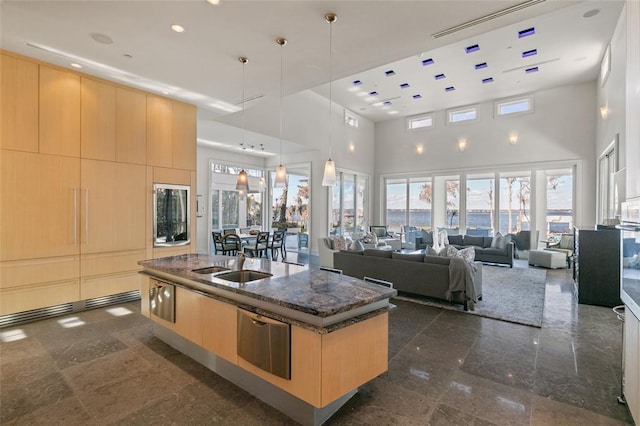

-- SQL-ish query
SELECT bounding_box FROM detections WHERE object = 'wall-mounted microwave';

[153,183,190,247]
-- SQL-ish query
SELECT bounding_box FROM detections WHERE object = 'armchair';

[318,237,338,268]
[545,233,574,267]
[369,226,402,251]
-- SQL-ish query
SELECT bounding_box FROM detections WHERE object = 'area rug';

[393,266,547,327]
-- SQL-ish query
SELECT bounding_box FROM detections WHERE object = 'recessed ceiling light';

[465,44,480,53]
[206,0,222,4]
[389,111,399,115]
[482,77,494,84]
[413,94,422,99]
[400,83,410,89]
[385,70,396,77]
[353,80,362,86]
[525,66,539,73]
[522,49,537,58]
[369,91,379,96]
[445,86,455,92]
[171,24,185,33]
[435,73,446,80]
[518,27,535,38]
[475,62,487,70]
[583,9,600,18]
[70,63,82,69]
[383,101,392,106]
[123,54,133,59]
[422,58,434,66]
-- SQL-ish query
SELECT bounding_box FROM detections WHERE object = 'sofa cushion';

[463,235,484,248]
[363,248,393,258]
[392,252,424,262]
[482,247,510,256]
[448,235,463,245]
[422,231,434,245]
[339,249,363,255]
[424,255,451,266]
[483,237,494,248]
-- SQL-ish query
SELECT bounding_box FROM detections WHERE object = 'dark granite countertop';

[139,254,397,324]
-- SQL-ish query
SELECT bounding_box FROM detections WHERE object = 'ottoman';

[528,249,566,269]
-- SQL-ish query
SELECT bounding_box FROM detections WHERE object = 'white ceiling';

[0,0,623,154]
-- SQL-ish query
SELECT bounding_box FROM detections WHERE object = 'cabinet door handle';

[83,189,89,244]
[73,188,78,245]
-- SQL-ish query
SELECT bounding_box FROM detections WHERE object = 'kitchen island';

[138,254,397,426]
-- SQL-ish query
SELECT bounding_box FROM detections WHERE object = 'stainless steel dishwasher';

[237,308,291,380]
[149,279,176,323]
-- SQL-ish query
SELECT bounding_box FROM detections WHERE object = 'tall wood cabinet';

[0,51,197,315]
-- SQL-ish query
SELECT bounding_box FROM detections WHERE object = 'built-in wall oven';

[618,200,640,315]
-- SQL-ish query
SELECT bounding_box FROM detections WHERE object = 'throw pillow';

[426,246,437,256]
[456,246,476,263]
[326,237,335,250]
[491,232,504,249]
[448,235,463,246]
[333,235,347,250]
[348,239,365,252]
[445,245,458,257]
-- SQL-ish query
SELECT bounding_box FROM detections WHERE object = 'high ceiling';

[0,0,623,153]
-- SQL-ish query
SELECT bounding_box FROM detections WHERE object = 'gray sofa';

[447,234,514,267]
[334,249,482,310]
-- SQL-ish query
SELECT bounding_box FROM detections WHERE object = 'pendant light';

[274,37,288,188]
[322,12,337,187]
[236,56,250,196]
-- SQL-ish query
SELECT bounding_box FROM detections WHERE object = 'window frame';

[406,113,434,131]
[447,106,478,125]
[344,109,359,130]
[495,96,534,117]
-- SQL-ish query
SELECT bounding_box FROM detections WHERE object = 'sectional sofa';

[447,234,514,267]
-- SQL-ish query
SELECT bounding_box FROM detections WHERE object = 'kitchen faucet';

[237,252,245,270]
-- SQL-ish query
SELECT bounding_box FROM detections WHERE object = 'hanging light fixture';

[322,12,337,187]
[274,37,288,189]
[236,56,250,196]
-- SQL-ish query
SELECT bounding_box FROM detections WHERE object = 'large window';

[445,178,460,230]
[409,178,432,229]
[466,173,495,236]
[499,172,530,234]
[385,179,408,234]
[546,169,573,237]
[271,169,310,231]
[330,171,369,237]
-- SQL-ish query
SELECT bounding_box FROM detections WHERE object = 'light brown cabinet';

[202,297,238,363]
[172,102,197,171]
[80,159,146,254]
[146,95,173,168]
[1,54,39,152]
[81,78,116,161]
[116,88,147,164]
[1,151,80,261]
[39,65,80,157]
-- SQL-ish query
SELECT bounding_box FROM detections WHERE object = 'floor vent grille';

[0,291,141,328]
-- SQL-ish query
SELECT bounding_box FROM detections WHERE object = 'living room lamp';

[235,56,250,197]
[322,12,337,187]
[274,37,288,189]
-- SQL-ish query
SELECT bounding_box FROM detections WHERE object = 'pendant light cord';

[328,16,333,159]
[279,41,284,164]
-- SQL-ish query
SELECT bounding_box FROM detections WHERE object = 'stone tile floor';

[0,262,634,425]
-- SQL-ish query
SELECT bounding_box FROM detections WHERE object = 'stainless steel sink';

[191,266,230,274]
[216,270,273,283]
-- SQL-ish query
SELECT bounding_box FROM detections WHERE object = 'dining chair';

[243,231,269,258]
[221,233,242,256]
[211,231,224,254]
[268,230,286,260]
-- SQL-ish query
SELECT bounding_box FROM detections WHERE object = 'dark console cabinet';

[574,228,621,308]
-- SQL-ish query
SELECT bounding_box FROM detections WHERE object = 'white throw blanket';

[445,257,477,310]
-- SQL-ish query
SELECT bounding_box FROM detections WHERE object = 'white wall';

[624,0,640,200]
[374,81,598,228]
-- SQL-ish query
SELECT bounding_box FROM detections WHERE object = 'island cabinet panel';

[237,323,322,407]
[172,286,203,345]
[171,101,196,171]
[80,249,145,299]
[80,159,146,254]
[81,77,116,161]
[625,308,640,423]
[1,53,39,152]
[115,88,147,165]
[39,65,80,157]
[1,150,80,261]
[146,95,173,168]
[320,312,388,406]
[201,297,238,364]
[0,279,80,315]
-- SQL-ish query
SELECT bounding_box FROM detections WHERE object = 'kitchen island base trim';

[154,323,357,426]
